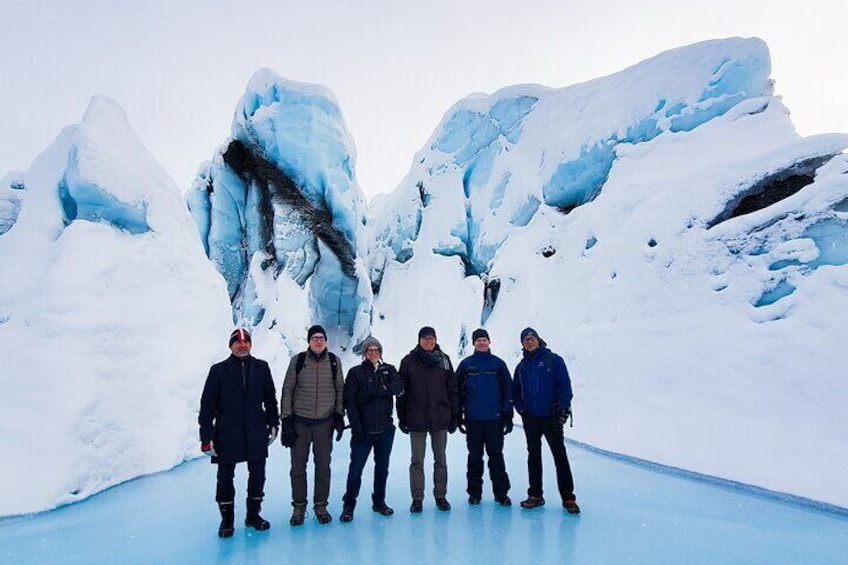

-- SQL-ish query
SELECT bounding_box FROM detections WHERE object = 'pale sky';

[2,0,846,200]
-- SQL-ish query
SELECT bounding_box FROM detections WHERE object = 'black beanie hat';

[229,328,251,347]
[308,325,327,341]
[471,328,490,342]
[418,326,436,340]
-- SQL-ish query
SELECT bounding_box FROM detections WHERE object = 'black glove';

[558,408,572,427]
[280,417,296,448]
[458,414,467,434]
[448,414,458,434]
[334,414,346,441]
[501,411,514,435]
[398,418,409,434]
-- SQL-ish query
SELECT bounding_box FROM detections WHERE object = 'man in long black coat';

[199,328,279,538]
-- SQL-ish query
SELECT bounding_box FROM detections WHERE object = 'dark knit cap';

[229,328,251,346]
[471,328,490,342]
[418,326,437,339]
[520,327,540,342]
[308,325,327,341]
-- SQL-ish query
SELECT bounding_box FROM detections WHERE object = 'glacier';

[186,70,372,357]
[1,35,848,523]
[0,97,233,517]
[366,37,848,507]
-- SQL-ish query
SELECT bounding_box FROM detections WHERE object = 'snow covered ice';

[1,35,848,563]
[0,96,233,517]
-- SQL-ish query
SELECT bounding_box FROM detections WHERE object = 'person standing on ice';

[456,328,514,507]
[513,327,581,514]
[279,324,345,526]
[339,336,404,522]
[397,326,459,513]
[198,328,280,538]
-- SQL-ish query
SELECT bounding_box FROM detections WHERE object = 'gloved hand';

[334,414,346,442]
[448,414,458,434]
[280,417,296,448]
[201,441,217,457]
[501,412,514,435]
[398,418,409,434]
[558,408,572,427]
[458,414,467,434]
[267,426,279,446]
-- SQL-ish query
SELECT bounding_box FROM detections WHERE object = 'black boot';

[245,497,270,531]
[218,502,235,538]
[340,502,355,523]
[290,502,307,526]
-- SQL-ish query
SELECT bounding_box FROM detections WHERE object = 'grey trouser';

[409,430,448,500]
[291,418,334,506]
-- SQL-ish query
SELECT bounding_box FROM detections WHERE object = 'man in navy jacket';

[513,327,580,514]
[456,328,514,506]
[199,328,279,537]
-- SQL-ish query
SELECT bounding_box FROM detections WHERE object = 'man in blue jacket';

[513,327,580,514]
[456,328,514,506]
[199,328,280,537]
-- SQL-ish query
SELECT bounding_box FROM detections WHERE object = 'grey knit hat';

[361,336,383,356]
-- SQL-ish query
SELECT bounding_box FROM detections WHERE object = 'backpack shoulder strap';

[295,351,307,377]
[329,352,339,380]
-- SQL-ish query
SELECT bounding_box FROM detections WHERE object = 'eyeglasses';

[522,336,538,342]
[310,336,326,342]
[365,348,380,353]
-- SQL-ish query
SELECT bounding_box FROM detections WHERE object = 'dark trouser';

[522,414,575,501]
[216,459,266,503]
[410,430,448,500]
[291,418,334,506]
[466,419,510,498]
[343,428,396,506]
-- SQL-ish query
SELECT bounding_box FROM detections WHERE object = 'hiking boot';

[244,497,270,531]
[495,495,512,507]
[520,496,546,509]
[563,498,581,514]
[290,502,307,526]
[340,504,355,523]
[468,496,481,505]
[372,502,394,516]
[314,503,332,525]
[218,502,235,538]
[410,499,423,513]
[435,498,452,512]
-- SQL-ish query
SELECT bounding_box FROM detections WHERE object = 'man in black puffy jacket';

[339,336,403,522]
[397,326,459,513]
[199,328,279,538]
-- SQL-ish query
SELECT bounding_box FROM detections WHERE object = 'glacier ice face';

[0,171,25,236]
[187,69,371,348]
[0,96,233,517]
[365,37,848,507]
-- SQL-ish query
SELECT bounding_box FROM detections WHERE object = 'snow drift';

[0,97,233,517]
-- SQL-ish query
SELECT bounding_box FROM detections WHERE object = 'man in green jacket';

[280,325,345,525]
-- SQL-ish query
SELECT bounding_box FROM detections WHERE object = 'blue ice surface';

[543,56,771,210]
[2,426,846,565]
[435,96,538,165]
[58,151,149,235]
[757,217,848,307]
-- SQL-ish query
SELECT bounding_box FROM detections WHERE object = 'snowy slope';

[0,97,233,517]
[366,38,848,506]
